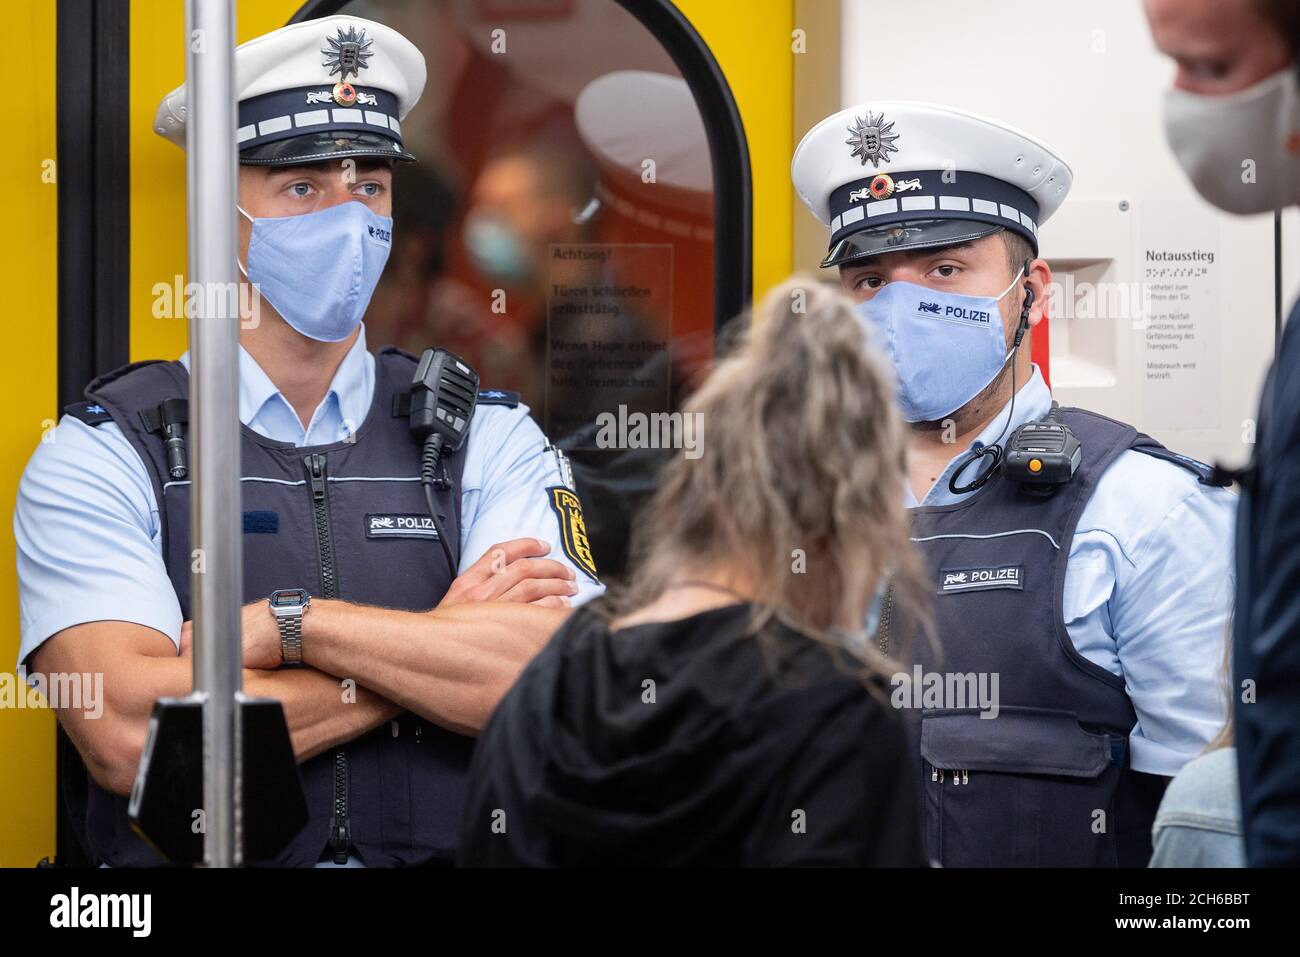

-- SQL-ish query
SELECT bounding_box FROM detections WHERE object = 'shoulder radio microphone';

[408,348,479,574]
[1002,402,1081,494]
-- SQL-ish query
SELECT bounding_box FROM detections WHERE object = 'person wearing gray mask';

[1147,0,1300,866]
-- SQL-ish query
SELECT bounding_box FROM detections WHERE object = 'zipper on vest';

[877,583,895,656]
[303,452,350,862]
[330,751,350,863]
[304,453,338,599]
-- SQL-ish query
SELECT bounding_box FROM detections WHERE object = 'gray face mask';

[1163,65,1300,215]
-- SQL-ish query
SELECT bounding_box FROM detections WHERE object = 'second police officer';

[792,102,1237,867]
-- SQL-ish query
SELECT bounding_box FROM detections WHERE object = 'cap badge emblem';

[846,111,900,168]
[322,24,373,106]
[322,24,374,82]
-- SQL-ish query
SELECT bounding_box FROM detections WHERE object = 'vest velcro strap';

[1130,436,1229,487]
[476,389,520,407]
[63,400,115,427]
[393,389,518,419]
[1207,459,1256,493]
[139,397,189,434]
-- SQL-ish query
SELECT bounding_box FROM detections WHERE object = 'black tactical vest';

[69,347,476,867]
[887,407,1222,867]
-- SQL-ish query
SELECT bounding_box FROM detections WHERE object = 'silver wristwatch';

[268,589,311,664]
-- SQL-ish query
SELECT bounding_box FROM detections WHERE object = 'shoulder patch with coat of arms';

[546,485,599,583]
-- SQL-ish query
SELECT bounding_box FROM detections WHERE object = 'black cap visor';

[822,218,1009,268]
[239,129,415,167]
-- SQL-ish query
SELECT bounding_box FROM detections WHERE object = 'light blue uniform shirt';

[15,325,605,671]
[905,365,1236,778]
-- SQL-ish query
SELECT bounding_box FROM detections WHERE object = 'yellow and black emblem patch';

[547,486,599,583]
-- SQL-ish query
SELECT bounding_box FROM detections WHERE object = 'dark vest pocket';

[920,707,1122,867]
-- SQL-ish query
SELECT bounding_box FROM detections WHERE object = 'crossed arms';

[30,538,574,796]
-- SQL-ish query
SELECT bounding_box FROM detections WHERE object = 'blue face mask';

[857,269,1024,423]
[463,211,533,284]
[238,200,393,343]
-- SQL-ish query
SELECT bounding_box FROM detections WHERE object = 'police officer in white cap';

[15,15,602,867]
[792,102,1237,867]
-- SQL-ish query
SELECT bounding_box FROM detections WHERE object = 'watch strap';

[277,610,304,664]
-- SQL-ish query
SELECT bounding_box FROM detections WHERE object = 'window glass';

[339,0,717,581]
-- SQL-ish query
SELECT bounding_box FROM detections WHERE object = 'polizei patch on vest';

[365,513,440,540]
[546,486,599,583]
[938,564,1024,594]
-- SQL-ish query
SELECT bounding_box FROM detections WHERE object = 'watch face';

[270,589,308,607]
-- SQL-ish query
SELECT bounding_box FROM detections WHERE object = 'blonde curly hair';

[607,276,931,678]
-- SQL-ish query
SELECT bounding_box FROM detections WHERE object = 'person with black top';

[458,278,931,866]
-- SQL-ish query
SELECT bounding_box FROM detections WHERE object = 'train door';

[4,0,800,866]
